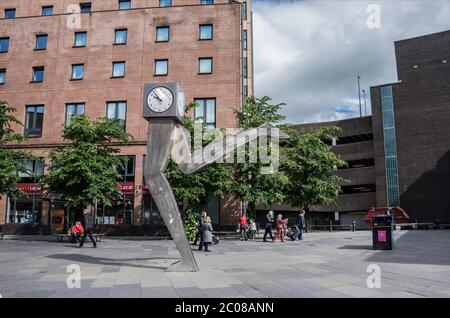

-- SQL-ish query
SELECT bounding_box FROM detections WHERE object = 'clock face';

[147,86,174,113]
[177,90,185,116]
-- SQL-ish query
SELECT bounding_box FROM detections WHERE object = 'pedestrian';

[239,212,248,241]
[248,218,257,240]
[193,211,207,247]
[196,211,207,250]
[274,214,285,242]
[263,210,274,242]
[282,217,288,238]
[296,209,306,240]
[68,221,84,244]
[202,216,213,252]
[79,205,97,248]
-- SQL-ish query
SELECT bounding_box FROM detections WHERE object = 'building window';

[117,156,135,182]
[0,69,5,85]
[194,98,216,129]
[156,26,170,42]
[114,29,127,45]
[199,24,213,40]
[242,1,247,21]
[42,6,53,16]
[0,37,10,53]
[159,0,172,7]
[17,159,45,183]
[31,67,44,83]
[199,57,213,74]
[107,101,127,131]
[80,3,91,13]
[35,34,48,50]
[6,194,43,224]
[154,59,168,76]
[119,0,131,10]
[4,9,16,19]
[65,103,85,126]
[201,0,214,4]
[71,64,84,80]
[25,105,44,138]
[112,61,126,78]
[243,30,247,50]
[380,85,400,207]
[74,32,87,47]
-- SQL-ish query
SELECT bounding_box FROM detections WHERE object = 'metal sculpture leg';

[144,120,199,272]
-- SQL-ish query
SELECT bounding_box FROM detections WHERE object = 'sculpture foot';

[166,259,199,272]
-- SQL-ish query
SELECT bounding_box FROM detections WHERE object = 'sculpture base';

[166,259,199,272]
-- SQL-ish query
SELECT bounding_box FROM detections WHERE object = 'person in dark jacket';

[195,211,207,250]
[202,216,213,252]
[296,210,306,240]
[263,210,274,242]
[79,206,97,248]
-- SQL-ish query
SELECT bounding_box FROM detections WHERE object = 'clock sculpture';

[143,83,281,272]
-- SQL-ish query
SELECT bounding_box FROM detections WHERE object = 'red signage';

[118,182,135,194]
[16,183,43,195]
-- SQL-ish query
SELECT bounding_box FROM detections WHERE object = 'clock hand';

[152,92,163,103]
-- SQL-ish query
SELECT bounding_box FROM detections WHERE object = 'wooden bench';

[54,233,103,243]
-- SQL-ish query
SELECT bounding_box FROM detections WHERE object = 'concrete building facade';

[0,0,252,234]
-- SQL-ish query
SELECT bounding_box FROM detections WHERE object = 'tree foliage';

[0,100,34,199]
[39,115,132,208]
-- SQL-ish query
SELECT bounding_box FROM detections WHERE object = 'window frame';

[41,6,53,16]
[73,31,87,48]
[106,101,127,132]
[80,3,92,13]
[159,0,172,7]
[35,34,48,51]
[198,57,213,75]
[0,68,6,85]
[199,24,213,41]
[4,8,16,19]
[194,98,216,129]
[201,0,214,5]
[112,61,126,78]
[154,59,169,76]
[0,37,10,53]
[65,103,86,126]
[114,28,128,45]
[71,64,85,81]
[24,105,45,138]
[119,0,131,10]
[31,66,45,83]
[155,26,170,43]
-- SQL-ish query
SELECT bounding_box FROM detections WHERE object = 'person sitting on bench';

[68,221,84,243]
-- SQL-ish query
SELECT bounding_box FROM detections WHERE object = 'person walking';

[79,205,97,248]
[239,212,248,241]
[193,211,207,246]
[248,218,257,240]
[202,216,213,252]
[274,214,285,242]
[263,210,274,242]
[296,209,306,240]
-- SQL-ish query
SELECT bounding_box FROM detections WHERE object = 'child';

[248,218,257,240]
[202,216,214,252]
[274,214,285,242]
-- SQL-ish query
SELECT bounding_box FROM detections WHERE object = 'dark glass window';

[17,159,45,183]
[32,67,44,82]
[243,30,247,50]
[156,26,169,42]
[201,0,214,4]
[80,3,91,13]
[194,98,216,129]
[0,37,10,53]
[42,6,53,16]
[65,103,85,126]
[114,29,127,45]
[35,34,48,50]
[112,61,126,78]
[199,58,213,74]
[336,133,373,145]
[0,69,5,84]
[159,0,172,7]
[119,0,131,10]
[341,184,376,195]
[71,64,84,80]
[117,156,135,182]
[154,59,168,76]
[199,24,213,40]
[338,158,375,170]
[5,9,16,19]
[107,101,127,131]
[74,32,87,47]
[242,1,247,21]
[25,105,44,138]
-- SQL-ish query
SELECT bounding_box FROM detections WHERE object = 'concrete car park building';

[258,30,450,228]
[0,0,253,234]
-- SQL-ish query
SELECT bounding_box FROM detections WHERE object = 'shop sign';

[16,183,43,195]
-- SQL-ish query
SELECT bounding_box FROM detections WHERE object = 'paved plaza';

[1,230,450,298]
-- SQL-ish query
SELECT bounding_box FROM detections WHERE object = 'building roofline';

[370,81,402,89]
[394,29,450,44]
[293,115,372,127]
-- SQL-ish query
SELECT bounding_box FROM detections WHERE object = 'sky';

[252,0,450,123]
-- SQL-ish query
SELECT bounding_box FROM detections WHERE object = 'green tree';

[40,115,132,209]
[231,96,290,219]
[0,101,34,199]
[281,125,348,210]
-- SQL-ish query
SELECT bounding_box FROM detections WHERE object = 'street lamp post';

[357,75,362,117]
[363,89,367,116]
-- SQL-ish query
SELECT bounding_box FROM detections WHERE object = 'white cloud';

[252,0,450,123]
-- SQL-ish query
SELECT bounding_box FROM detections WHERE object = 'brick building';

[0,0,253,234]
